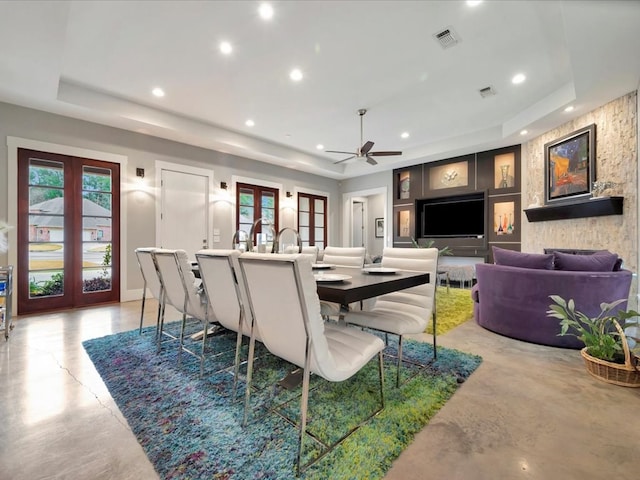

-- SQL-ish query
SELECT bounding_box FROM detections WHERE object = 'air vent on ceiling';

[479,86,497,98]
[433,27,460,49]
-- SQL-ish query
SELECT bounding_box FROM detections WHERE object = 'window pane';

[315,227,324,241]
[316,241,324,250]
[299,226,309,241]
[299,212,310,226]
[261,193,275,209]
[239,206,254,223]
[29,243,64,270]
[29,270,64,298]
[262,208,275,223]
[82,192,112,214]
[83,242,112,268]
[29,160,64,187]
[239,189,254,206]
[83,267,112,293]
[314,213,325,228]
[29,187,63,210]
[82,218,112,241]
[83,166,112,192]
[28,215,64,242]
[299,196,310,211]
[314,199,324,214]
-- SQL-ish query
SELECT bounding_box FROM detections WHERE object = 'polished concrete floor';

[1,299,638,480]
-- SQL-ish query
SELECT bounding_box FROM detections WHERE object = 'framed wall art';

[374,218,384,238]
[544,124,596,204]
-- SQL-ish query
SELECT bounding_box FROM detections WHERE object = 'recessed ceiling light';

[259,3,274,20]
[316,144,324,150]
[290,68,303,81]
[512,73,526,85]
[520,130,528,135]
[245,119,255,127]
[219,41,232,55]
[467,0,483,6]
[564,105,575,112]
[401,132,410,139]
[151,87,165,97]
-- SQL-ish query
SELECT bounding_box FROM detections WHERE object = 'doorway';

[17,148,120,314]
[156,162,213,259]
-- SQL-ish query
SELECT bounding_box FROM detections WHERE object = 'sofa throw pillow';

[492,246,554,270]
[553,250,618,271]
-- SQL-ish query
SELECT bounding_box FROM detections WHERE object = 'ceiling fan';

[326,109,402,166]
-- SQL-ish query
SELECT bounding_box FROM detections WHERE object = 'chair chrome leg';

[199,320,207,377]
[178,312,187,366]
[232,328,243,400]
[378,351,385,409]
[296,358,312,476]
[242,332,258,427]
[138,289,146,334]
[157,298,166,352]
[396,334,403,388]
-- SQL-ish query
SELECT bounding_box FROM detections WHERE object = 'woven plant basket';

[580,321,640,387]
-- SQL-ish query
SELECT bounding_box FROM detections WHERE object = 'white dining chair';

[238,252,385,475]
[134,247,163,335]
[153,249,211,375]
[344,246,438,387]
[285,245,319,262]
[319,246,366,318]
[195,249,259,396]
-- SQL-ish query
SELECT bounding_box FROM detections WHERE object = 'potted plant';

[547,296,640,387]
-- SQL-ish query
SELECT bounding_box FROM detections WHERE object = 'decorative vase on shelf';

[499,165,510,188]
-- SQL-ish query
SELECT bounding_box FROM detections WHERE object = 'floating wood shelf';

[524,196,623,222]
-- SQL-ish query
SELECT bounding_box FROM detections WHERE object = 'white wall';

[0,102,340,299]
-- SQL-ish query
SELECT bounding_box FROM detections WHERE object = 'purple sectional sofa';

[472,262,633,349]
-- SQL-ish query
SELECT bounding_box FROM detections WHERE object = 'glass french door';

[17,149,120,314]
[236,183,279,247]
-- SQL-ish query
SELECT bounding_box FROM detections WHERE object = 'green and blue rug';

[83,322,481,479]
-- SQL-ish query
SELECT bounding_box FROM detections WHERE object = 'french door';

[17,149,120,314]
[236,183,279,247]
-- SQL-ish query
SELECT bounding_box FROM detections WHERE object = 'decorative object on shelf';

[527,193,541,209]
[374,218,384,238]
[547,296,640,387]
[591,180,620,198]
[398,210,411,237]
[429,160,469,190]
[544,123,596,204]
[441,168,459,186]
[399,171,410,200]
[498,164,510,188]
[494,202,515,235]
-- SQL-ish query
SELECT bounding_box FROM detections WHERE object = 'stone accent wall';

[522,91,638,285]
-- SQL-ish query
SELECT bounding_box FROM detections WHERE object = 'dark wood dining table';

[314,266,436,357]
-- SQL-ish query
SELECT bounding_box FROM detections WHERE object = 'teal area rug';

[83,321,482,479]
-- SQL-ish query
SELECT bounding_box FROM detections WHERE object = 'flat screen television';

[420,193,485,238]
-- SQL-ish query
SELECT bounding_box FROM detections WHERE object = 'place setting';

[313,272,352,283]
[362,265,399,275]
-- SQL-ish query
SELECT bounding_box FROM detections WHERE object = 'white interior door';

[160,168,209,259]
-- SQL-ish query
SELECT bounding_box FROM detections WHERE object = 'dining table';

[313,264,435,356]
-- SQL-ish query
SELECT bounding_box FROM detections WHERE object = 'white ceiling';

[1,1,639,180]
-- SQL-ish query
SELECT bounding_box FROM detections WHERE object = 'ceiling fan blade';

[334,155,356,165]
[326,150,357,155]
[365,156,378,166]
[360,141,374,155]
[368,151,403,156]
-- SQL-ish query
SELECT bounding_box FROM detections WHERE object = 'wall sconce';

[286,191,293,198]
[220,181,228,190]
[136,168,145,179]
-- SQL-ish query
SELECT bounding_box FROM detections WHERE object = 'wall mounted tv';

[418,192,486,238]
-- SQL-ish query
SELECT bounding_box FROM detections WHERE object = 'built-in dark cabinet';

[392,144,522,259]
